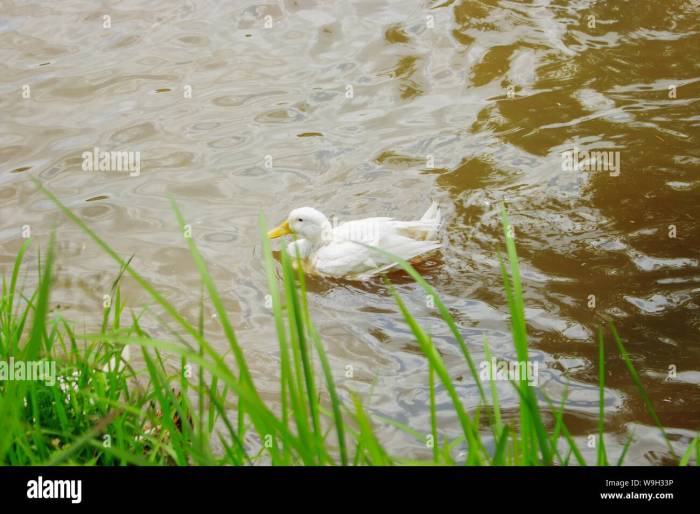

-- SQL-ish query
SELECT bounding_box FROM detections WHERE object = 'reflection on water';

[1,0,699,464]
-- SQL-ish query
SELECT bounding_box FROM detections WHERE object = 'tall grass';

[0,181,695,466]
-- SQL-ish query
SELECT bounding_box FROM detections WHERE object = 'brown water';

[1,0,699,464]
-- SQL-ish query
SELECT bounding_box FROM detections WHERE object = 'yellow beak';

[267,220,292,239]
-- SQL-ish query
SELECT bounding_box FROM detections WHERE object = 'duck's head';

[267,207,331,243]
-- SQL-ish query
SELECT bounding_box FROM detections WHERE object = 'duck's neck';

[307,220,333,248]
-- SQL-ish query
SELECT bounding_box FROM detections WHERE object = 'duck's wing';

[361,233,441,277]
[313,219,440,278]
[311,240,379,277]
[331,218,393,241]
[345,235,441,279]
[312,222,384,277]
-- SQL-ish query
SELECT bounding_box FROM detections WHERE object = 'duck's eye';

[297,218,303,222]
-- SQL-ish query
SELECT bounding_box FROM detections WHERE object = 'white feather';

[279,203,442,279]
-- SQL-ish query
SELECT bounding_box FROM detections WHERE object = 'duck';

[267,202,442,279]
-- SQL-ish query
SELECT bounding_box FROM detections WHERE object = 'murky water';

[1,0,699,464]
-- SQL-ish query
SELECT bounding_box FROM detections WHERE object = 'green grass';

[0,181,696,466]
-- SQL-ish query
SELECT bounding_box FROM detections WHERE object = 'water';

[1,0,699,464]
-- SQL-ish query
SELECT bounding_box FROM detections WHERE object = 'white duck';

[267,202,442,279]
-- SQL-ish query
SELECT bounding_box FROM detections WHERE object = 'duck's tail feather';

[394,201,441,240]
[421,201,441,238]
[420,201,441,226]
